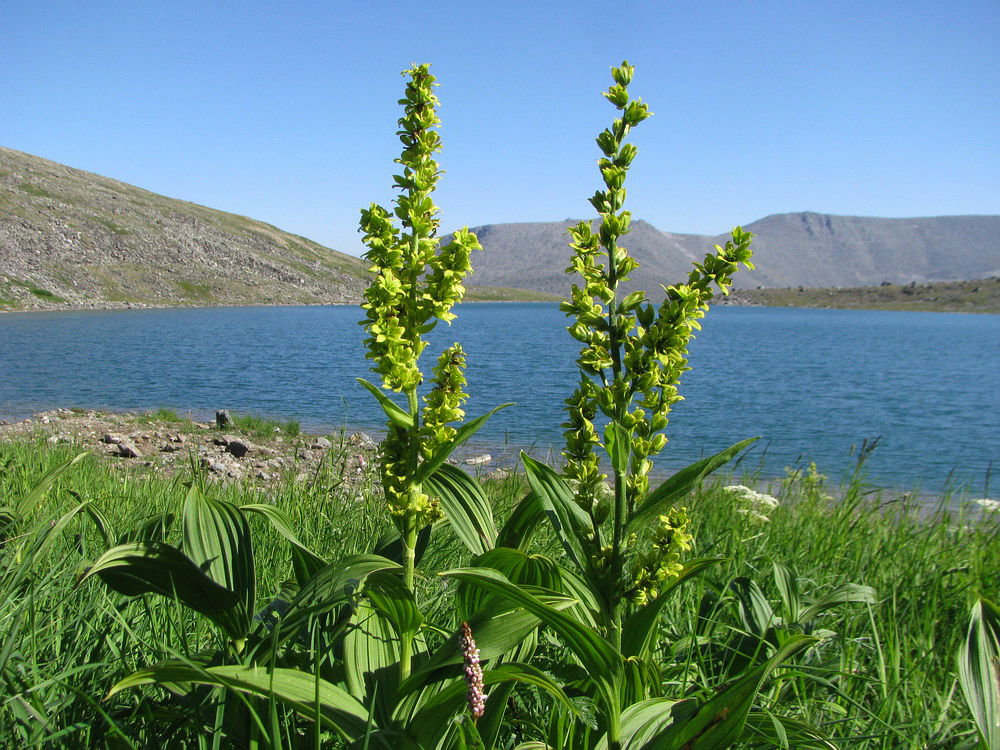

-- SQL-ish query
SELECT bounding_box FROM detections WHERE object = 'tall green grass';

[1,436,996,747]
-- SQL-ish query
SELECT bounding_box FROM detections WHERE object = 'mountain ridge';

[2,146,997,310]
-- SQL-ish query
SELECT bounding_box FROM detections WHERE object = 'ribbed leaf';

[358,377,414,429]
[770,560,801,624]
[107,663,373,744]
[732,577,776,637]
[242,503,327,585]
[958,596,1000,750]
[403,589,575,695]
[603,634,818,749]
[364,571,424,641]
[496,490,545,551]
[77,541,243,639]
[406,663,579,748]
[442,567,622,717]
[343,598,401,707]
[424,464,496,556]
[621,558,726,660]
[628,437,759,531]
[280,554,401,634]
[413,403,513,484]
[604,422,631,475]
[456,547,563,620]
[520,453,594,577]
[181,486,255,637]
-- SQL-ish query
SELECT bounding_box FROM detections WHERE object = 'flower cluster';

[627,507,693,605]
[460,621,486,722]
[725,484,780,524]
[359,64,481,527]
[561,61,755,522]
[421,344,469,458]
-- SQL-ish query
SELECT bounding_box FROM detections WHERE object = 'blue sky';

[5,1,998,255]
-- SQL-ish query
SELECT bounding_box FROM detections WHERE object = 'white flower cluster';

[972,498,1000,513]
[725,485,780,524]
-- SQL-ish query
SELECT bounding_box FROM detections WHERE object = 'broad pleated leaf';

[520,453,594,578]
[364,571,424,641]
[343,598,401,710]
[621,558,727,660]
[958,596,1000,750]
[732,577,776,637]
[604,422,631,475]
[601,634,818,749]
[403,588,575,694]
[280,554,401,634]
[242,503,327,585]
[77,541,243,639]
[770,560,801,624]
[456,547,563,620]
[628,437,759,531]
[496,490,545,551]
[442,567,622,717]
[424,463,496,556]
[414,403,513,484]
[358,377,414,429]
[181,486,255,637]
[107,663,374,745]
[406,663,579,748]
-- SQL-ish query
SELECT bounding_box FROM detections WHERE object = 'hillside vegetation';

[735,276,1000,314]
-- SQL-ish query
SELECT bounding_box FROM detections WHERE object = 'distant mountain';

[3,146,997,311]
[0,146,370,310]
[463,213,1000,297]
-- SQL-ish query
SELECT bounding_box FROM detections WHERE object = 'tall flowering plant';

[447,62,818,749]
[358,64,508,603]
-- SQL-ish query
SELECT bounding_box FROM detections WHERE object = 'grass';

[226,411,301,438]
[16,182,53,199]
[740,277,1000,314]
[0,434,996,747]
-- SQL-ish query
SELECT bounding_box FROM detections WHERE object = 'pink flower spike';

[460,621,486,722]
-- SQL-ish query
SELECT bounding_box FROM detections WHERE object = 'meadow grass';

[1,436,996,747]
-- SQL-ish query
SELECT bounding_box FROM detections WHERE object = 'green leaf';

[621,558,727,660]
[441,567,622,717]
[424,464,496,556]
[14,452,89,519]
[242,503,327,585]
[770,560,801,625]
[798,583,876,623]
[732,577,776,638]
[107,663,373,745]
[496,490,545,551]
[280,554,401,634]
[958,596,1000,750]
[520,453,594,578]
[181,485,255,638]
[403,591,572,695]
[414,403,514,484]
[343,598,401,707]
[456,547,563,620]
[406,663,579,748]
[628,437,759,531]
[604,422,630,475]
[605,634,818,749]
[364,570,424,641]
[77,541,244,640]
[358,377,414,428]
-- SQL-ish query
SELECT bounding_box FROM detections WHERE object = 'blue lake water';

[1,303,997,497]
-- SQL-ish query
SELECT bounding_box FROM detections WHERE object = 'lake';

[1,303,997,497]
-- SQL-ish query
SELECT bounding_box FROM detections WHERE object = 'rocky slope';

[0,147,370,311]
[462,213,1000,299]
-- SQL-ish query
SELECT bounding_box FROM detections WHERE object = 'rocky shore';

[0,408,379,488]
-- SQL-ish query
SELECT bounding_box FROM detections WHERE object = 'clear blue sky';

[5,1,998,256]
